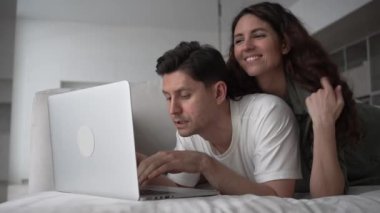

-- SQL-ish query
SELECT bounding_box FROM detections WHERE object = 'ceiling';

[16,0,300,31]
[16,0,372,35]
[16,0,219,31]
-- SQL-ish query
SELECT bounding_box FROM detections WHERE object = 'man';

[137,41,301,197]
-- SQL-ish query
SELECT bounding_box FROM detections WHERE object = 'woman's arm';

[305,77,345,197]
[310,122,345,197]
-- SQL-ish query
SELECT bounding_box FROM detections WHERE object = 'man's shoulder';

[231,93,293,121]
[237,93,287,108]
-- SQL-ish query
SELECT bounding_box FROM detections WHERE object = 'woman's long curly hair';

[226,2,360,145]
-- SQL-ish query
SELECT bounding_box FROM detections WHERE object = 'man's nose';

[169,99,181,115]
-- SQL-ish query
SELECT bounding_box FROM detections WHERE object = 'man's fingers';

[148,164,170,180]
[137,156,156,184]
[137,151,173,184]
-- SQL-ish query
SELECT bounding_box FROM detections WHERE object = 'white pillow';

[29,88,74,194]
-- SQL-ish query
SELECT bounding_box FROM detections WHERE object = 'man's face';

[162,70,217,137]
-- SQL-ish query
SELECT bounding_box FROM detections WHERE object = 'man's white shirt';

[168,94,302,187]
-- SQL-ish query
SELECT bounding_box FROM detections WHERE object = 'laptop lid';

[49,81,140,200]
[48,80,218,200]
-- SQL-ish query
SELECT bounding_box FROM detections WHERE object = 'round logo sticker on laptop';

[77,125,95,157]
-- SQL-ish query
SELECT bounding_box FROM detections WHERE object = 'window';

[371,94,380,106]
[331,50,345,73]
[370,33,380,92]
[0,104,11,133]
[357,96,370,105]
[346,40,367,70]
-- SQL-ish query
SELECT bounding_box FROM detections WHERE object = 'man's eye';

[181,94,191,99]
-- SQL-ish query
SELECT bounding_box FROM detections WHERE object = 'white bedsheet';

[1,186,380,213]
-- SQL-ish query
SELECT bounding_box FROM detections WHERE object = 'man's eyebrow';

[162,88,192,94]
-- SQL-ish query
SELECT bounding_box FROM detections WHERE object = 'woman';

[227,2,380,198]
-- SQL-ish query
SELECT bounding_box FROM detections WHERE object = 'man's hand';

[137,150,295,197]
[137,150,208,185]
[136,152,147,165]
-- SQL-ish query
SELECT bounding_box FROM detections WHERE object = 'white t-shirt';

[168,94,302,187]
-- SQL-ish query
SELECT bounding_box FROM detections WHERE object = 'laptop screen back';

[48,81,140,200]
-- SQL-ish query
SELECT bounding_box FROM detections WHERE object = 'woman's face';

[233,14,287,78]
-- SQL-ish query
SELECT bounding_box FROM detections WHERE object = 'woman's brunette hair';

[227,2,360,145]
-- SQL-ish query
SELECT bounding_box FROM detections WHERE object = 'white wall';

[9,0,219,184]
[219,0,245,57]
[0,0,15,80]
[0,0,15,202]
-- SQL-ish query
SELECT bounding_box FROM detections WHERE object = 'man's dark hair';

[156,41,230,88]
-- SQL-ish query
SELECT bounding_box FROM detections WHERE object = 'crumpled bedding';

[1,186,380,213]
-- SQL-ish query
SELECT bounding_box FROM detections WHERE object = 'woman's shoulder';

[286,79,310,115]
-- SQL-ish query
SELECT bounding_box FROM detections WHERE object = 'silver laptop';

[48,81,218,200]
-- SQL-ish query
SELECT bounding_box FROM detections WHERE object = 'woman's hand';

[305,77,344,126]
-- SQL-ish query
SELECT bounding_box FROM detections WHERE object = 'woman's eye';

[253,33,266,38]
[234,38,243,45]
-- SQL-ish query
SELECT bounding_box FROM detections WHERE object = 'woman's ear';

[214,81,227,105]
[281,36,291,54]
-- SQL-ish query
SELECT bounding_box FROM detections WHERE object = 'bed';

[1,186,380,213]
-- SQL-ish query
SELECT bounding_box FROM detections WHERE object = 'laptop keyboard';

[140,189,171,196]
[140,189,175,199]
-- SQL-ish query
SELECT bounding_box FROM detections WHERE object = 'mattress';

[1,186,380,213]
